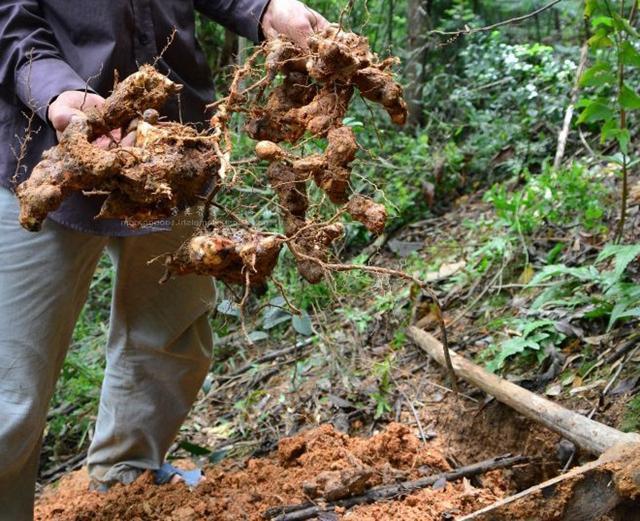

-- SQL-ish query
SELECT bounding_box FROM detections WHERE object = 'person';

[0,1,328,519]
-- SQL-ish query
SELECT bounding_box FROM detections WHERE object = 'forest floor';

[35,179,640,520]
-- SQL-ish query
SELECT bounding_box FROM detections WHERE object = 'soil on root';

[36,423,507,521]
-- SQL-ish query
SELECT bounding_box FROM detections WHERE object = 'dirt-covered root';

[346,195,387,234]
[181,28,404,287]
[306,26,375,82]
[244,25,406,144]
[17,118,122,231]
[315,125,358,204]
[16,66,218,232]
[90,65,183,137]
[165,228,282,285]
[353,65,407,125]
[267,162,309,221]
[289,221,345,283]
[286,84,355,137]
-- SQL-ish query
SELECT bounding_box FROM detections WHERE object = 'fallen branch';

[460,444,640,521]
[407,326,640,455]
[263,454,528,521]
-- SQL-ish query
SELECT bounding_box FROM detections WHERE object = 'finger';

[79,92,105,112]
[288,16,315,49]
[48,107,87,134]
[308,9,329,31]
[119,130,137,147]
[263,25,279,41]
[92,135,113,150]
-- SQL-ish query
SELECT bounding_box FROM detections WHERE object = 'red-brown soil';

[35,423,508,521]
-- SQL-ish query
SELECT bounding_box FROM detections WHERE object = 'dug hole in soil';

[36,390,565,521]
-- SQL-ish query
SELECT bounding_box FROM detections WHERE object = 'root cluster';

[168,26,406,285]
[18,27,408,288]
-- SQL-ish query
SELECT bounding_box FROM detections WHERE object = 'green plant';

[338,306,373,334]
[530,243,640,330]
[371,356,395,418]
[621,394,640,432]
[579,0,640,240]
[486,318,566,371]
[485,162,610,235]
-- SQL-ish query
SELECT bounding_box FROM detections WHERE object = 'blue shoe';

[153,462,202,487]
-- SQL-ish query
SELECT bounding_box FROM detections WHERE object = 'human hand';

[48,91,105,140]
[48,90,135,148]
[261,0,330,48]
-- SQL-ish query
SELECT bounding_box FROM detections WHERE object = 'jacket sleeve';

[0,1,89,122]
[195,0,271,43]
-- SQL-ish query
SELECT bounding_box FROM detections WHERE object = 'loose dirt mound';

[36,423,506,520]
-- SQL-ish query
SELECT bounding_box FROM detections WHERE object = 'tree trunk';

[405,0,430,128]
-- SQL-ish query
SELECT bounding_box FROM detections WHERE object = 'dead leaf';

[569,379,606,396]
[432,476,447,490]
[518,264,534,285]
[610,376,639,396]
[630,181,640,206]
[554,321,585,338]
[545,383,562,397]
[425,260,466,282]
[421,180,436,208]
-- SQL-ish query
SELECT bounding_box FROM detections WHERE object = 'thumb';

[50,108,87,136]
[53,111,88,141]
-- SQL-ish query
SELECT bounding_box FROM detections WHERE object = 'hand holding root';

[16,66,220,231]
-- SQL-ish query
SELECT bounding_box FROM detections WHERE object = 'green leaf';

[263,309,290,330]
[585,0,605,17]
[487,337,541,372]
[179,441,211,456]
[529,264,600,285]
[291,311,314,336]
[601,119,630,153]
[591,15,614,28]
[617,129,631,154]
[619,84,640,110]
[208,448,230,464]
[577,100,614,124]
[596,244,640,281]
[520,319,555,338]
[620,41,640,67]
[608,304,640,330]
[247,330,269,342]
[580,61,615,87]
[613,13,640,37]
[588,27,614,48]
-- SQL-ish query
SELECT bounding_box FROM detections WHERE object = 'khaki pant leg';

[87,217,215,485]
[0,189,106,521]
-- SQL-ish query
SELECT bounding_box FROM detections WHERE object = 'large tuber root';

[16,66,219,231]
[166,228,282,285]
